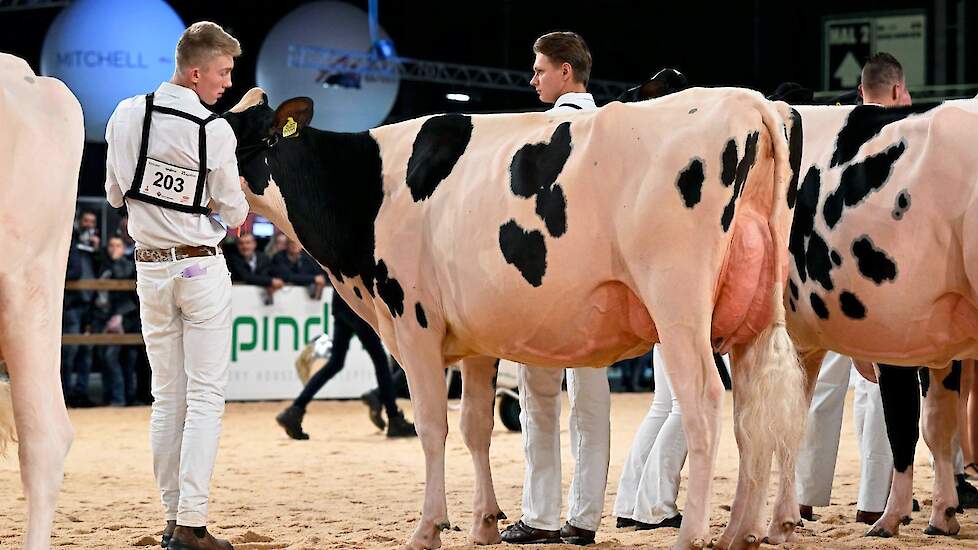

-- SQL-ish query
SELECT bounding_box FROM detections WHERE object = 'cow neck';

[265,127,386,297]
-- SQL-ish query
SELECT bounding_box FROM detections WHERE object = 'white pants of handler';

[613,346,687,524]
[136,254,233,527]
[795,352,892,512]
[517,364,611,531]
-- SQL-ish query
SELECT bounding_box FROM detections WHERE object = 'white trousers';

[136,254,233,527]
[795,352,892,512]
[517,364,611,531]
[613,346,686,523]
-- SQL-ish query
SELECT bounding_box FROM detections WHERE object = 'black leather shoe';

[856,510,883,525]
[386,409,417,438]
[957,474,978,509]
[500,520,560,544]
[161,520,176,548]
[275,405,309,440]
[167,526,233,550]
[799,505,819,521]
[361,392,386,430]
[615,517,636,528]
[634,514,682,530]
[560,522,595,545]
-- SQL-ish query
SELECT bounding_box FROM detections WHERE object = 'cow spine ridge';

[733,100,807,483]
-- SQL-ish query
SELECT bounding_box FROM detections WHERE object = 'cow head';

[223,87,314,195]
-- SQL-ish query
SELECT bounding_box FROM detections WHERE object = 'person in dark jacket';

[276,292,416,439]
[271,238,328,298]
[227,232,284,302]
[94,236,140,406]
[62,228,97,407]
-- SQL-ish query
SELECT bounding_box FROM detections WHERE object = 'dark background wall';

[0,0,970,196]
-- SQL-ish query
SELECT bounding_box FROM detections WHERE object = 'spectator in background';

[272,238,327,299]
[227,232,285,302]
[62,219,99,408]
[264,231,288,259]
[94,236,140,406]
[116,215,137,257]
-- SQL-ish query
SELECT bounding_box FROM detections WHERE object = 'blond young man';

[104,22,248,550]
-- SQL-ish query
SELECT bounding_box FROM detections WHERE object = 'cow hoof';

[470,513,502,545]
[923,524,960,536]
[865,527,893,538]
[692,537,706,548]
[744,534,757,545]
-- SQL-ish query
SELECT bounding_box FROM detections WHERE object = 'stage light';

[446,93,470,102]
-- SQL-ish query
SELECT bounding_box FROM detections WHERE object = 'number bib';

[139,157,198,207]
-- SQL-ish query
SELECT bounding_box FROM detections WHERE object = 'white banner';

[226,286,378,401]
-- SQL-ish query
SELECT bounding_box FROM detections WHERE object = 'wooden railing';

[63,279,143,345]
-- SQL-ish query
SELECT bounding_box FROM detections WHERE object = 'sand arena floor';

[2,391,977,549]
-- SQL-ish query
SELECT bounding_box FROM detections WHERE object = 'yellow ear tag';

[282,117,298,138]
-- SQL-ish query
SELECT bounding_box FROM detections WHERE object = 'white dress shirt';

[547,91,597,113]
[104,82,248,249]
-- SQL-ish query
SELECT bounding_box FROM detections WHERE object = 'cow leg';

[397,337,451,550]
[867,364,919,538]
[921,365,960,536]
[0,267,74,550]
[459,355,504,544]
[655,326,724,549]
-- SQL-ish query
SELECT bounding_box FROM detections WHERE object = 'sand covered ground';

[2,391,978,549]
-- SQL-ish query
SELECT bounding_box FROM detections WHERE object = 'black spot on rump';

[831,103,937,167]
[851,236,897,285]
[721,131,759,232]
[831,250,842,266]
[499,219,547,287]
[823,141,907,229]
[893,190,911,220]
[805,232,834,291]
[375,259,405,317]
[510,122,572,198]
[788,279,799,300]
[353,287,362,299]
[839,291,866,319]
[676,158,705,208]
[788,166,822,283]
[810,292,829,319]
[535,184,567,237]
[415,302,428,329]
[944,361,962,392]
[720,140,737,187]
[406,114,473,202]
[787,108,803,208]
[878,364,921,473]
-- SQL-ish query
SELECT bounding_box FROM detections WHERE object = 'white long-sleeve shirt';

[104,81,248,249]
[547,91,597,113]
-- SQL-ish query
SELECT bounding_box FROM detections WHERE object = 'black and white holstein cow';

[769,99,978,539]
[0,53,84,549]
[224,86,806,550]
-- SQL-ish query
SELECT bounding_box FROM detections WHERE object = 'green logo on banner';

[231,301,330,362]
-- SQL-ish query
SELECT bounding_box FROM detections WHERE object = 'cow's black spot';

[878,364,921,472]
[788,279,799,301]
[721,132,759,232]
[786,108,803,208]
[689,108,698,114]
[405,114,473,202]
[415,302,428,329]
[253,129,385,293]
[944,361,962,393]
[831,104,937,167]
[893,190,911,220]
[805,232,834,291]
[720,139,738,188]
[353,287,362,299]
[831,250,842,266]
[920,367,930,398]
[789,299,796,312]
[535,184,567,237]
[839,291,866,319]
[788,166,822,284]
[823,141,907,229]
[499,220,547,287]
[510,122,572,198]
[810,292,829,319]
[375,259,405,317]
[676,158,705,208]
[852,236,897,285]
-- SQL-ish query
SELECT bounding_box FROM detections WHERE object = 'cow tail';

[0,377,14,456]
[733,99,807,484]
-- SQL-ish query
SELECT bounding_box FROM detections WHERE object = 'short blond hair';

[175,21,241,73]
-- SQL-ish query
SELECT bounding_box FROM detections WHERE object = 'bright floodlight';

[446,93,471,102]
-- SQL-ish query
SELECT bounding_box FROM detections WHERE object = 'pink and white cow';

[0,53,84,549]
[224,86,806,549]
[770,99,978,539]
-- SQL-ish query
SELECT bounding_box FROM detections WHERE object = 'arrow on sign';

[834,52,862,88]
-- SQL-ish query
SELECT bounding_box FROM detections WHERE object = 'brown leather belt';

[135,245,222,263]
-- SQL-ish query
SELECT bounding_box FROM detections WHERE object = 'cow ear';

[273,97,314,138]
